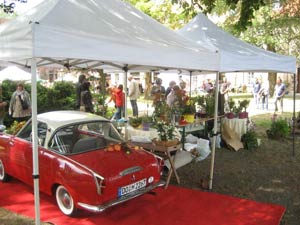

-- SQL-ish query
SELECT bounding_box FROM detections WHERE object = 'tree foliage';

[0,0,27,14]
[170,0,266,31]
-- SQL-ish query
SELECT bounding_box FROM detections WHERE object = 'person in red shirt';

[111,84,125,120]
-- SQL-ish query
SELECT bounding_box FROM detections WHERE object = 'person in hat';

[128,75,140,117]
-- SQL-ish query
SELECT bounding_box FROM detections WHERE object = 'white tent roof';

[0,66,31,81]
[178,13,296,74]
[0,0,219,72]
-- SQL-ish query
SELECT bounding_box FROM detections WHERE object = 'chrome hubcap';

[60,190,71,209]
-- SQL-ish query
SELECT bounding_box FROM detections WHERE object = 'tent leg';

[292,71,297,157]
[209,72,220,190]
[123,66,128,141]
[31,58,41,225]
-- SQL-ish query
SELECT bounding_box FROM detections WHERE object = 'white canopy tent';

[0,1,220,224]
[178,13,297,190]
[0,66,31,82]
[178,13,296,73]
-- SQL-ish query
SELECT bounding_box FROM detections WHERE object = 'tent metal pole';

[123,66,128,141]
[209,72,220,190]
[123,66,128,120]
[189,71,192,98]
[31,58,41,225]
[292,70,297,157]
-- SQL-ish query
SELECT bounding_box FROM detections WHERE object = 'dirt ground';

[170,115,300,225]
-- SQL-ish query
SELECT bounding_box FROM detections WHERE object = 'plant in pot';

[153,101,171,123]
[238,99,250,119]
[141,115,153,131]
[195,95,206,118]
[226,98,235,119]
[205,95,215,118]
[182,98,196,123]
[129,117,142,128]
[153,121,178,146]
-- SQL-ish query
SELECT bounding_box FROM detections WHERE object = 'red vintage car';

[0,111,164,216]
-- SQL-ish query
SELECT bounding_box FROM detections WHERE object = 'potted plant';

[153,121,178,146]
[152,101,171,123]
[205,95,215,118]
[238,99,250,119]
[141,115,153,131]
[129,117,142,128]
[195,95,207,118]
[226,98,235,119]
[182,97,196,123]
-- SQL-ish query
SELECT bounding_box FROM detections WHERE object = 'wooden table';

[131,142,181,189]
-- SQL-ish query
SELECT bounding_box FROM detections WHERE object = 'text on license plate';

[118,179,146,197]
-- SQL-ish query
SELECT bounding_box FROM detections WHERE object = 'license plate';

[118,179,146,197]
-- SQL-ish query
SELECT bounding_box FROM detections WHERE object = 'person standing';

[252,77,261,109]
[165,81,176,98]
[75,74,86,110]
[258,78,269,110]
[128,75,140,117]
[151,78,166,105]
[111,84,125,120]
[218,76,231,115]
[9,83,31,122]
[274,78,286,113]
[80,81,94,113]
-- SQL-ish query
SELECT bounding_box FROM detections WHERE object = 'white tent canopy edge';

[178,13,297,190]
[178,13,296,74]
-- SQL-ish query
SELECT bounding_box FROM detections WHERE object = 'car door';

[14,121,48,186]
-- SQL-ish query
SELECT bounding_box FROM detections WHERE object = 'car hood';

[68,147,157,177]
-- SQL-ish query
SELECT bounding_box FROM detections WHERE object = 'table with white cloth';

[222,118,248,140]
[126,126,181,143]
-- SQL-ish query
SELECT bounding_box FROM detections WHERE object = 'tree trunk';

[268,72,277,96]
[297,67,300,93]
[96,69,107,96]
[267,44,277,96]
[144,72,153,100]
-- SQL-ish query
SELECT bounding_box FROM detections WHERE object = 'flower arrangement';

[153,121,178,147]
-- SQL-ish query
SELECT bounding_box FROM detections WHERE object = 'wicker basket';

[153,139,179,147]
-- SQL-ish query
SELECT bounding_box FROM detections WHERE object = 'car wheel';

[55,185,77,216]
[0,159,9,182]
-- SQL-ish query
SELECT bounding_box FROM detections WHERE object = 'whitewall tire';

[55,185,77,216]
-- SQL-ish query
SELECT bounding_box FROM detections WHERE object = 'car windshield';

[48,121,124,154]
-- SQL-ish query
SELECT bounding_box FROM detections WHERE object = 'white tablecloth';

[126,126,181,143]
[222,118,247,140]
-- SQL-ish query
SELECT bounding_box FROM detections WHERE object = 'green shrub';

[242,130,258,150]
[266,119,290,139]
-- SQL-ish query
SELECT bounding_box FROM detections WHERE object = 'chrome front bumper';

[78,180,165,213]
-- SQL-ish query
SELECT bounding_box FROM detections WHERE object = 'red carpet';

[0,179,285,225]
